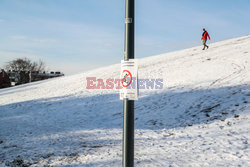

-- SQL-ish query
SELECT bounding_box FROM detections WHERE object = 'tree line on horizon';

[0,57,63,89]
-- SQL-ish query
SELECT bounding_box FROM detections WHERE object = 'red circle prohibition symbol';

[122,70,132,87]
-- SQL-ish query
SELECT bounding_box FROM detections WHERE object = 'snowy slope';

[1,36,250,166]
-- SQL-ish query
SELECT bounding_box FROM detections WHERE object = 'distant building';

[7,70,28,86]
[0,69,11,89]
[37,71,64,80]
[0,70,64,88]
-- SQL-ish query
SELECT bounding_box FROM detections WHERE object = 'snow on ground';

[0,36,250,166]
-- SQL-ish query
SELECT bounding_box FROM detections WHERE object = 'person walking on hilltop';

[201,28,210,50]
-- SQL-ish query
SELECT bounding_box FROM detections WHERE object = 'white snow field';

[1,36,250,166]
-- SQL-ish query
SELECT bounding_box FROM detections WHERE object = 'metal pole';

[123,0,134,167]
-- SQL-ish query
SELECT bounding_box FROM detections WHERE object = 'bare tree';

[5,58,45,73]
[35,60,45,73]
[5,58,46,84]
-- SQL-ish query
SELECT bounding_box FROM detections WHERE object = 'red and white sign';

[120,59,138,100]
[121,70,132,87]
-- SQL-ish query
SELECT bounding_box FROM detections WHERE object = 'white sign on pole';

[120,59,138,100]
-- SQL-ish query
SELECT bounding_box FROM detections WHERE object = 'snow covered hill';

[1,36,250,166]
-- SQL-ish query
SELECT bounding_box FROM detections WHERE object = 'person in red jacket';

[201,28,210,50]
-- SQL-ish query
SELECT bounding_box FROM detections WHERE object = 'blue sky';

[0,0,250,75]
